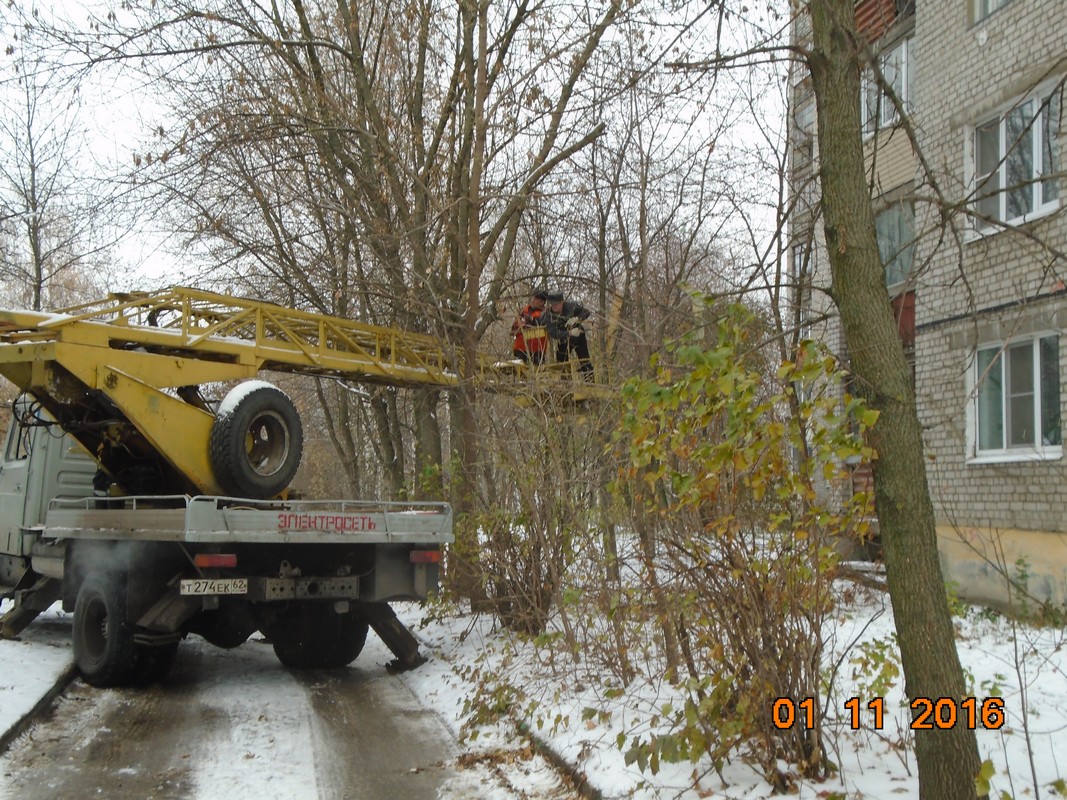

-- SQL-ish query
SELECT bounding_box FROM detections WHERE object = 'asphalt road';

[0,635,460,800]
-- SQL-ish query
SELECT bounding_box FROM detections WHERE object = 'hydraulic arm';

[0,286,600,498]
[0,288,477,497]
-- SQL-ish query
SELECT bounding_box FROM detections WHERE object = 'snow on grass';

[396,577,1067,800]
[825,582,1067,798]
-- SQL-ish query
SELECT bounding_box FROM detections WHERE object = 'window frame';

[967,332,1063,464]
[3,428,31,463]
[974,0,1013,24]
[874,201,915,289]
[969,85,1062,235]
[860,37,912,138]
[792,243,814,342]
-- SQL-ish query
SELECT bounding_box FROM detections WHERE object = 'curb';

[514,720,604,800]
[406,619,602,799]
[0,662,78,756]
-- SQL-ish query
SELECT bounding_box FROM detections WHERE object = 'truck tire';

[210,382,303,498]
[73,576,139,688]
[267,604,369,669]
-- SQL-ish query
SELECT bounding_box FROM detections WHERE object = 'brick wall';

[789,0,1067,604]
[912,0,1067,535]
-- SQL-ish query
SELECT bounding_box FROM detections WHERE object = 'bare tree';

[0,36,111,308]
[43,0,630,596]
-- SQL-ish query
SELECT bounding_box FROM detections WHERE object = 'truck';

[0,287,459,687]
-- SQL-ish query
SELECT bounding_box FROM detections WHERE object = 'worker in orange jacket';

[511,290,549,365]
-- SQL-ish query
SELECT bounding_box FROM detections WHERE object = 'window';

[793,100,815,164]
[975,0,1013,22]
[791,100,815,172]
[795,100,816,140]
[792,243,814,341]
[791,240,812,280]
[861,38,912,137]
[875,202,915,287]
[973,335,1061,460]
[791,98,819,212]
[973,88,1061,230]
[3,421,30,462]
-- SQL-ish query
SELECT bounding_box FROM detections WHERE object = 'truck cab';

[0,400,95,584]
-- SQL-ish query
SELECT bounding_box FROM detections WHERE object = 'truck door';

[0,419,32,557]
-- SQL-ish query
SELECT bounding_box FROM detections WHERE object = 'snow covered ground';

[2,582,1065,799]
[0,604,73,750]
[398,583,1067,799]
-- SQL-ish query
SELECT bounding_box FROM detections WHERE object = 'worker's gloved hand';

[568,326,582,337]
[566,316,581,328]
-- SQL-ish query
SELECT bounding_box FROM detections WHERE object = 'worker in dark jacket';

[543,291,593,379]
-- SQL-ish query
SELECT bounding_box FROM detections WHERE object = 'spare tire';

[210,381,303,498]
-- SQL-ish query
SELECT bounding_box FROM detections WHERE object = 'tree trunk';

[315,380,362,497]
[368,388,405,499]
[807,2,983,798]
[413,388,443,500]
[445,0,490,604]
[633,500,683,681]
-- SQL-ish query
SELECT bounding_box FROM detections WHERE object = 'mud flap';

[135,585,201,633]
[354,602,428,673]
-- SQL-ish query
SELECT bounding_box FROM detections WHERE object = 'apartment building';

[789,0,1067,608]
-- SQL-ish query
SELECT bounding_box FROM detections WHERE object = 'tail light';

[194,553,238,568]
[409,549,442,564]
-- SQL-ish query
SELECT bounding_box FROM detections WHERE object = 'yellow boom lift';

[0,286,595,501]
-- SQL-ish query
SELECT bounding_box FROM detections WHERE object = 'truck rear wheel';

[267,603,368,669]
[73,576,139,688]
[210,382,303,498]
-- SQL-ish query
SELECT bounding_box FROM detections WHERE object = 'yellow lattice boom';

[1,286,471,388]
[1,286,601,389]
[0,287,604,496]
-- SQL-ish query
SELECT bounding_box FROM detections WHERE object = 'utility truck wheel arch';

[210,381,303,499]
[73,576,140,688]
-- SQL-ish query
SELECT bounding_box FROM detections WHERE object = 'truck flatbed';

[43,496,454,546]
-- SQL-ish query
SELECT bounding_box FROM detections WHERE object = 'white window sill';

[966,447,1063,465]
[965,200,1062,242]
[886,278,909,296]
[862,121,902,142]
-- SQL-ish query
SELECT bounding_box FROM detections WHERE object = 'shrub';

[614,300,875,786]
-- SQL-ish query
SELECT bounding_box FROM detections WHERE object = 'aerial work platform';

[0,286,601,391]
[0,287,605,497]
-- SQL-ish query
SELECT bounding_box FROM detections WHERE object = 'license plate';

[180,578,249,596]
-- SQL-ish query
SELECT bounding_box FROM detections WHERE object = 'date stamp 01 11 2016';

[772,696,1006,731]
